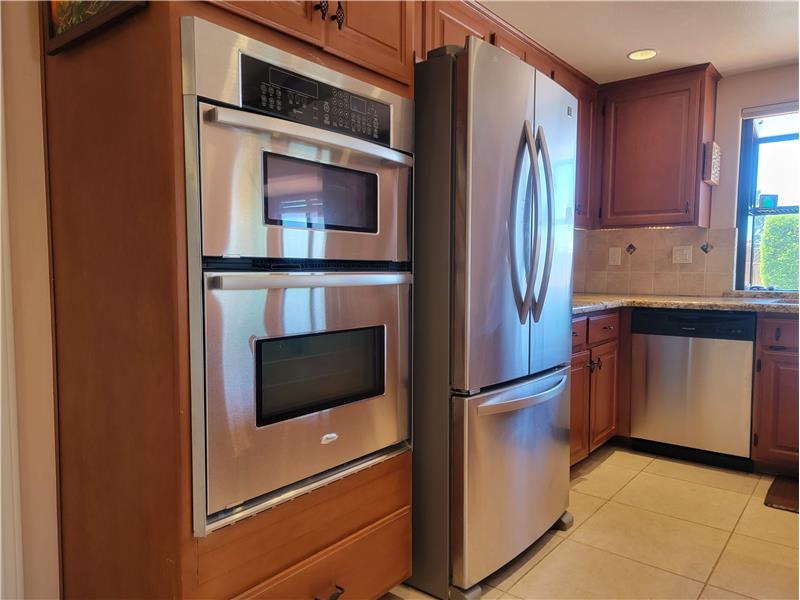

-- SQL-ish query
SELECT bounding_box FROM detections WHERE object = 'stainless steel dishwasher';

[630,309,756,458]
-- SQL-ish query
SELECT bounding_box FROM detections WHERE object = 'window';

[736,110,799,290]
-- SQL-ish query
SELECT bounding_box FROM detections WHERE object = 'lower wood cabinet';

[570,350,591,464]
[571,311,619,465]
[236,508,411,600]
[588,340,619,451]
[753,315,799,472]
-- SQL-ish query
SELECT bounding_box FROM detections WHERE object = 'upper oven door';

[204,271,410,516]
[198,103,411,262]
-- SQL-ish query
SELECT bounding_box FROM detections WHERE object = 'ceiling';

[482,1,799,83]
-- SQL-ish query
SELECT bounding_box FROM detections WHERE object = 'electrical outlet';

[672,245,693,264]
[608,247,622,266]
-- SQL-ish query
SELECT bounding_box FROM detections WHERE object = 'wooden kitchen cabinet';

[752,315,799,472]
[571,311,620,464]
[589,340,619,450]
[570,350,592,464]
[596,63,720,228]
[424,0,493,52]
[322,1,414,84]
[217,1,414,85]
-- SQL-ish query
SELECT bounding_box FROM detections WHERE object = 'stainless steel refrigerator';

[411,38,577,599]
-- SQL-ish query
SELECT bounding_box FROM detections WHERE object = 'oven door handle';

[205,106,413,167]
[207,272,412,290]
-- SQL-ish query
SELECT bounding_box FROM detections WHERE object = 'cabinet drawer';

[237,507,411,600]
[588,312,619,345]
[572,317,588,349]
[759,317,799,351]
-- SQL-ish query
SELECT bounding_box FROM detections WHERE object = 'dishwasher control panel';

[631,308,756,341]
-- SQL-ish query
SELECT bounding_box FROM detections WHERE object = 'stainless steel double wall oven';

[182,17,413,535]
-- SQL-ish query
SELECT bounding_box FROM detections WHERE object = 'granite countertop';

[572,293,799,315]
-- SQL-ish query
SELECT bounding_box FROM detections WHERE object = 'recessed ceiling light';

[627,48,658,61]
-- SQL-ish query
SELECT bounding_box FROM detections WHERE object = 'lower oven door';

[203,271,410,516]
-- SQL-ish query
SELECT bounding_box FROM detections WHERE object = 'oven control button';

[320,433,339,445]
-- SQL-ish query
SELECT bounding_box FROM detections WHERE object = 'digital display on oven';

[240,54,391,146]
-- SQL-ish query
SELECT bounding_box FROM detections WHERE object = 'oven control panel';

[240,54,391,146]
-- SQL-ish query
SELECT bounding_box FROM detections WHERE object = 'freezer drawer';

[451,367,570,589]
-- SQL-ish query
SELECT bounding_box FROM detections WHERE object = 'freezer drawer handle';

[477,375,567,416]
[207,272,412,290]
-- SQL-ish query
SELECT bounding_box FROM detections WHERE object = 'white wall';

[711,63,799,228]
[1,2,60,597]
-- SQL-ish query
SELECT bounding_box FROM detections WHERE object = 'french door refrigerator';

[411,38,577,599]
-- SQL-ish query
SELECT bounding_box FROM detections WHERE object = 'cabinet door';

[570,350,591,465]
[753,350,799,466]
[598,72,702,227]
[221,1,325,45]
[589,340,618,450]
[323,1,413,84]
[574,89,597,228]
[425,1,493,53]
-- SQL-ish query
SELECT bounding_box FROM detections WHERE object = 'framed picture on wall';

[43,1,146,55]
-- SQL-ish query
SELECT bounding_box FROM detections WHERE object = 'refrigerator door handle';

[519,120,541,323]
[531,125,555,323]
[476,373,567,416]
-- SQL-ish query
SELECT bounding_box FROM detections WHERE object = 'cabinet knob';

[330,1,345,30]
[313,1,329,19]
[775,326,782,341]
[572,331,579,337]
[602,325,614,331]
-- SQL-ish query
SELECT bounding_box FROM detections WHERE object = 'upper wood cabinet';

[424,0,492,51]
[323,1,414,84]
[217,1,414,85]
[597,64,720,228]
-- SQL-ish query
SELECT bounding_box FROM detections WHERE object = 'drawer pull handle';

[602,325,614,331]
[572,331,579,337]
[313,1,328,19]
[315,585,345,600]
[768,345,788,351]
[775,327,782,341]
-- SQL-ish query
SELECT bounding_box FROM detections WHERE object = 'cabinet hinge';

[753,433,759,447]
[756,358,762,372]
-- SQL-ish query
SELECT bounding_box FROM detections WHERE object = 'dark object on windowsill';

[700,242,714,254]
[764,476,798,513]
[625,243,637,255]
[758,194,779,209]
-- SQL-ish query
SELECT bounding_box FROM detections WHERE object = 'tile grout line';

[607,494,749,534]
[641,464,760,496]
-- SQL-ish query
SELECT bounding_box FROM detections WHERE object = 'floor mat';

[764,476,799,513]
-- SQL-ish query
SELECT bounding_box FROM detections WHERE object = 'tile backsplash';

[573,227,737,296]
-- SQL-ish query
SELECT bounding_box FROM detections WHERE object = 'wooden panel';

[43,3,185,597]
[759,316,799,351]
[323,1,414,84]
[571,316,587,350]
[424,0,492,52]
[491,28,526,61]
[236,508,411,600]
[217,1,325,45]
[573,87,598,228]
[189,451,411,598]
[615,308,633,438]
[753,350,799,468]
[588,312,619,345]
[570,350,591,465]
[589,340,618,451]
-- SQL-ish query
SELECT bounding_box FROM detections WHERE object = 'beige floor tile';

[508,539,703,599]
[387,584,437,599]
[553,490,605,538]
[735,496,799,548]
[570,463,639,499]
[752,476,775,500]
[481,585,521,599]
[613,471,750,530]
[571,502,729,580]
[483,532,564,591]
[709,534,799,600]
[700,585,755,599]
[598,448,655,472]
[645,458,759,495]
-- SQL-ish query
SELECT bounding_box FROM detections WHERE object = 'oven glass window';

[263,153,378,233]
[255,326,385,426]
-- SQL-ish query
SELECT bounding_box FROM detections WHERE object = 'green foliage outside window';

[760,214,799,290]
